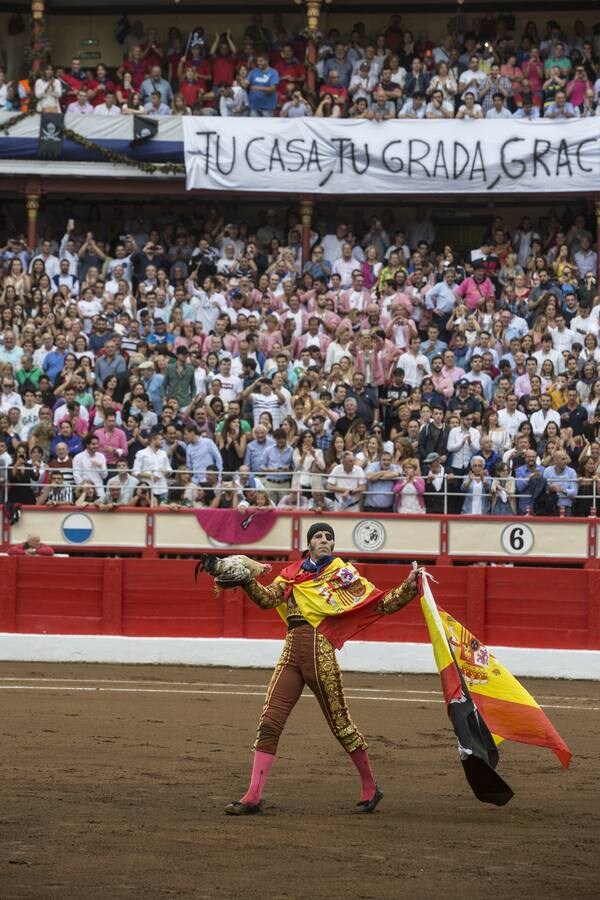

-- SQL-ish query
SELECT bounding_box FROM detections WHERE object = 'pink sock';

[239,750,275,805]
[350,748,377,802]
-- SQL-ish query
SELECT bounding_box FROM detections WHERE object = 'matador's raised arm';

[375,571,420,615]
[243,578,286,610]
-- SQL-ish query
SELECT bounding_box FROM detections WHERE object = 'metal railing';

[1,467,598,517]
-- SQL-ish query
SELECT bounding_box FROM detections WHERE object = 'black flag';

[449,672,514,806]
[130,115,159,148]
[421,581,514,806]
[38,113,64,159]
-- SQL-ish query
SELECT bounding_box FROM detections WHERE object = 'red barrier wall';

[1,558,599,650]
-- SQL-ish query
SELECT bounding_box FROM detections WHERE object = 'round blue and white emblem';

[61,512,94,544]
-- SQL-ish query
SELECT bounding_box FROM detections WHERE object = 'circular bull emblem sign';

[353,520,386,552]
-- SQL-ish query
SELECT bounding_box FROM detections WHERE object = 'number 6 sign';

[500,523,534,556]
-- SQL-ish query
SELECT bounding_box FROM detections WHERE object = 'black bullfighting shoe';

[356,786,384,813]
[224,800,263,816]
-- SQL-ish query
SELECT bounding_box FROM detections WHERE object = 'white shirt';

[211,374,242,406]
[0,390,23,413]
[94,103,122,116]
[470,478,484,515]
[533,347,565,374]
[327,463,366,510]
[250,392,285,428]
[72,450,108,487]
[447,426,480,469]
[570,314,598,338]
[498,407,527,439]
[190,287,228,334]
[132,446,171,495]
[17,404,41,440]
[485,106,512,118]
[220,85,248,117]
[78,298,104,332]
[397,350,431,388]
[321,234,345,265]
[331,257,357,288]
[530,408,561,439]
[457,102,483,119]
[458,68,487,98]
[29,253,61,279]
[549,325,577,353]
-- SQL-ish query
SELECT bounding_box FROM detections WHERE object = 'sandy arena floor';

[0,662,598,900]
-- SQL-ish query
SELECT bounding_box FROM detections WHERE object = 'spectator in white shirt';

[498,393,527,440]
[331,242,359,288]
[447,410,480,474]
[485,93,512,118]
[132,430,172,502]
[0,377,23,413]
[219,82,248,117]
[458,56,487,100]
[29,239,60,279]
[72,434,108,488]
[425,89,454,118]
[549,314,577,353]
[533,333,566,374]
[326,451,366,511]
[398,92,426,118]
[398,335,431,388]
[456,91,483,119]
[34,64,63,112]
[348,62,378,102]
[530,394,562,439]
[94,92,122,115]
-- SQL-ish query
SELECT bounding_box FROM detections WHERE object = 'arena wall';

[0,558,599,678]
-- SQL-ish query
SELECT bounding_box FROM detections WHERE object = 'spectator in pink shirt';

[455,263,496,311]
[566,65,592,108]
[93,411,128,467]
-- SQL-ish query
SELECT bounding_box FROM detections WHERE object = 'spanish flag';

[421,573,571,804]
[274,557,384,649]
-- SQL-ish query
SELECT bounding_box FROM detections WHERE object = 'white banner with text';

[182,116,600,195]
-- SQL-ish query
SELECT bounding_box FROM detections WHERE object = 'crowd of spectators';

[0,200,599,517]
[4,14,600,119]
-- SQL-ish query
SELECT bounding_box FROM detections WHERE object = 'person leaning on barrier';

[327,450,366,511]
[8,533,54,556]
[461,456,491,516]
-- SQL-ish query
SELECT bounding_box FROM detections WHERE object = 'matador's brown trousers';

[254,623,366,755]
[245,576,418,755]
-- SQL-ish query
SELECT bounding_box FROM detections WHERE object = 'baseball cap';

[457,378,469,388]
[424,452,440,464]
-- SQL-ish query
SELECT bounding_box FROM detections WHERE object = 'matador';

[224,522,421,816]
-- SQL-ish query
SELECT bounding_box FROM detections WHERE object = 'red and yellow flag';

[274,557,384,648]
[421,574,571,769]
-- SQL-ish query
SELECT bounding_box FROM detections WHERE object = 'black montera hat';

[307,522,335,544]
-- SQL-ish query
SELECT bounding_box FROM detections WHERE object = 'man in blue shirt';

[543,449,578,515]
[247,55,279,116]
[260,428,293,500]
[515,450,545,515]
[147,319,175,352]
[140,65,173,106]
[364,452,400,512]
[184,424,222,484]
[244,424,274,472]
[43,333,67,384]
